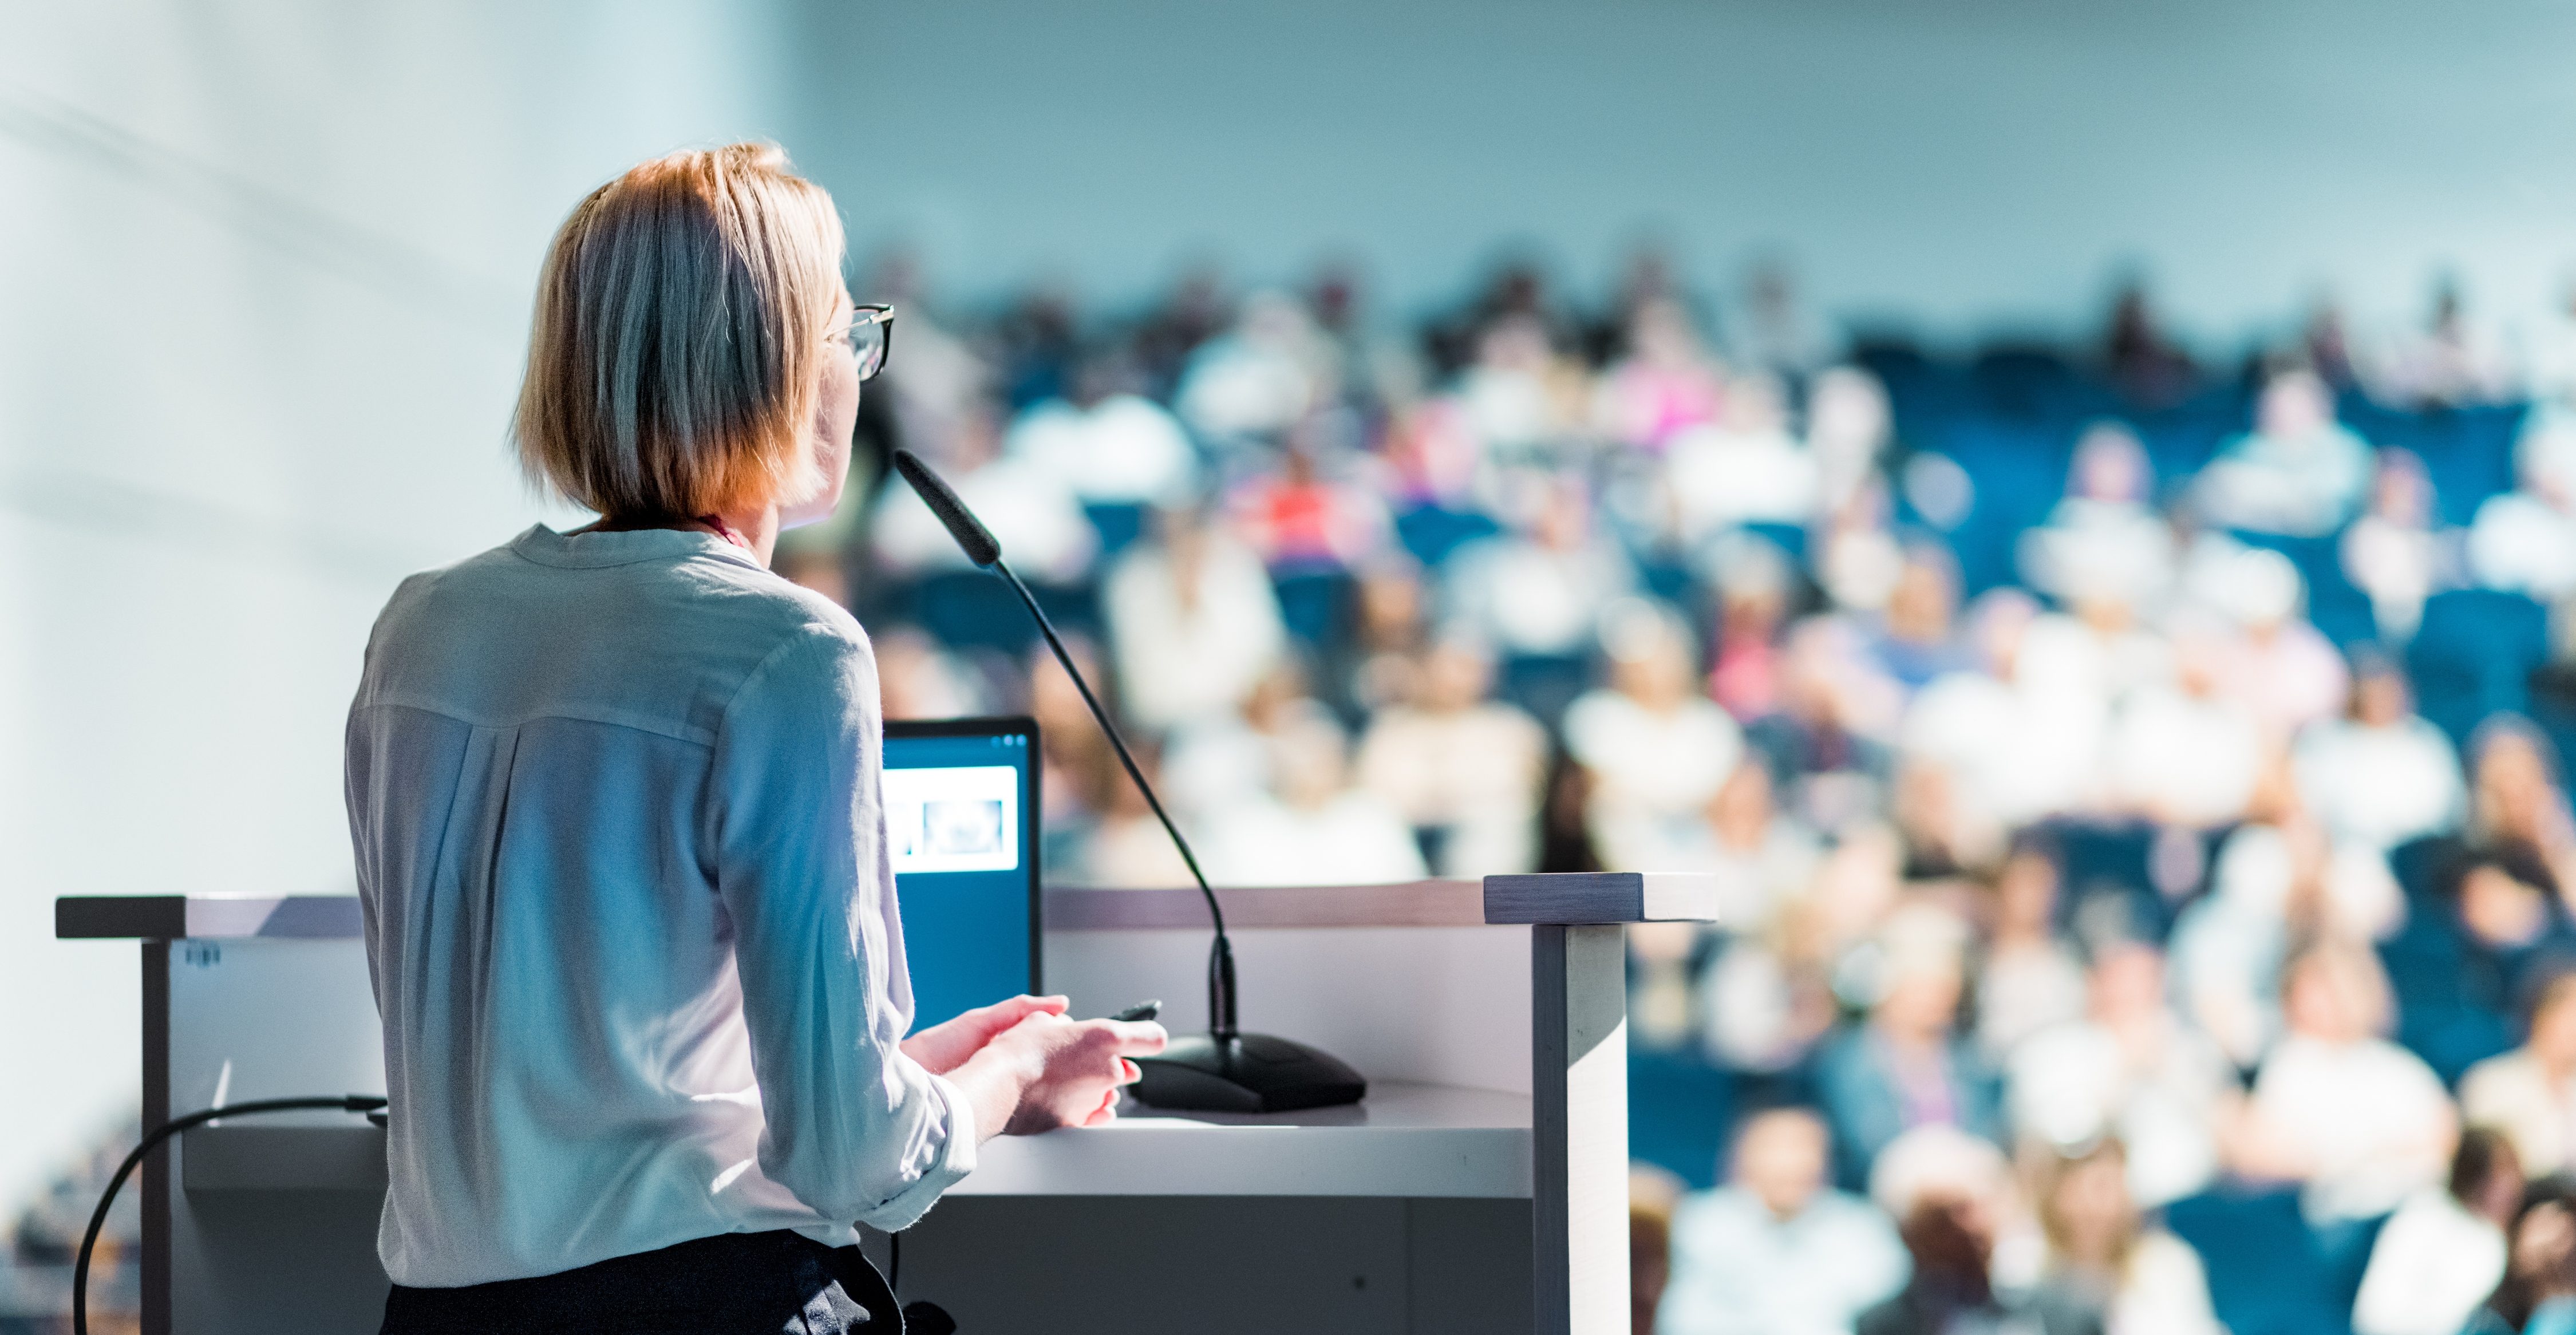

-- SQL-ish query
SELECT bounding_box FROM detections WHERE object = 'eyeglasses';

[838,304,895,381]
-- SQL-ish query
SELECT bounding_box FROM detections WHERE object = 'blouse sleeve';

[707,622,975,1230]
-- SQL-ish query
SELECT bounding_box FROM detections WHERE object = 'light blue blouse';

[345,524,972,1288]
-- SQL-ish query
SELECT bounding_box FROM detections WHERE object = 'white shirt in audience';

[1008,394,1199,504]
[871,454,1098,582]
[1445,534,1635,658]
[1665,423,1822,536]
[1197,790,1429,887]
[2460,1049,2576,1179]
[2008,1019,2233,1208]
[2468,491,2576,600]
[1565,690,1744,872]
[2296,715,2467,851]
[1103,535,1287,733]
[1656,1186,1906,1335]
[2350,1187,2507,1335]
[2250,1033,2453,1223]
[2105,684,2262,827]
[1355,702,1548,877]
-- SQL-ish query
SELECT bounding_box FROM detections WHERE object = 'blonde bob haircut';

[515,143,846,519]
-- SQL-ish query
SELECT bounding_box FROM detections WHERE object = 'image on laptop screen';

[880,717,1041,1034]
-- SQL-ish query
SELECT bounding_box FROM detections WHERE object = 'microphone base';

[1129,1032,1368,1114]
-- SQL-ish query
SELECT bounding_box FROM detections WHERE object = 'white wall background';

[3,0,2574,1216]
[0,0,792,1214]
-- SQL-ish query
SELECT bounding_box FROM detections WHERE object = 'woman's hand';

[994,1012,1170,1133]
[945,1011,1168,1139]
[901,995,1069,1076]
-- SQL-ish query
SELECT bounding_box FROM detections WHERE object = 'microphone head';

[891,449,1002,568]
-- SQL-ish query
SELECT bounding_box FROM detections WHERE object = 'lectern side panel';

[165,938,390,1334]
[1530,924,1629,1335]
[141,940,169,1335]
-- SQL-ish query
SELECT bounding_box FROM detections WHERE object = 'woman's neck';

[590,502,781,567]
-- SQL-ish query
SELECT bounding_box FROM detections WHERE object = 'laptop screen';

[880,717,1041,1034]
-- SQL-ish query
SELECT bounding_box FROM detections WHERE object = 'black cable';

[991,559,1238,1038]
[75,1094,389,1335]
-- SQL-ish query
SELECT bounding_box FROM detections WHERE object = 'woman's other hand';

[954,1012,1168,1136]
[901,995,1069,1076]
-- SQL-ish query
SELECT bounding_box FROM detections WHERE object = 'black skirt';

[380,1230,900,1334]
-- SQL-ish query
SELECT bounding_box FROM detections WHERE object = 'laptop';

[880,717,1041,1033]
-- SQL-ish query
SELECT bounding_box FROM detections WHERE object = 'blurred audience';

[804,249,2576,1335]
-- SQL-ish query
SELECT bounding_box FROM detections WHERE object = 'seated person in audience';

[1706,536,1796,720]
[2471,408,2576,603]
[1744,617,1899,833]
[870,397,1097,582]
[1354,635,1548,878]
[2468,1184,2576,1335]
[2103,621,2265,828]
[2018,422,2177,611]
[1009,356,1200,504]
[1227,432,1392,573]
[871,625,987,721]
[2341,448,2447,642]
[2463,970,2576,1179]
[1333,558,1430,716]
[2169,815,2314,1067]
[1859,1128,2082,1335]
[1658,1108,1909,1335]
[1445,474,1637,685]
[2207,547,2349,741]
[2231,942,2459,1230]
[1866,547,1972,696]
[1704,882,1850,1076]
[2010,941,2237,1208]
[1101,503,1288,733]
[1594,297,1724,453]
[1163,662,1330,827]
[1685,760,1824,930]
[1567,600,1744,871]
[2412,850,2576,1077]
[2296,654,2468,852]
[1903,591,2110,834]
[2466,720,2576,914]
[2029,1139,2223,1335]
[2194,367,2374,538]
[1665,371,1821,542]
[1971,840,2086,1061]
[1804,365,1893,518]
[1453,314,1587,463]
[1892,759,1993,883]
[1173,290,1332,445]
[1817,932,2005,1190]
[1196,712,1428,887]
[2354,1128,2522,1335]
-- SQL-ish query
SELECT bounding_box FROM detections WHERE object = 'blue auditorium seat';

[1933,420,2072,594]
[2405,588,2551,749]
[1271,568,1356,663]
[909,570,1097,655]
[2166,1187,2376,1335]
[1627,1048,1739,1191]
[1082,502,1147,558]
[1393,504,1500,568]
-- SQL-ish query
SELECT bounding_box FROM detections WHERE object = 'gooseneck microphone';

[889,449,1364,1113]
